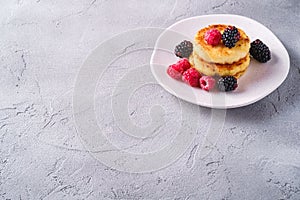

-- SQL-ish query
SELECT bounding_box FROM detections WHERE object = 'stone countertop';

[0,0,299,199]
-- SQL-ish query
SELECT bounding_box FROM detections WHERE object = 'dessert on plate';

[190,24,250,79]
[168,24,271,92]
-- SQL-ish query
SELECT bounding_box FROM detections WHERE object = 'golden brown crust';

[233,69,247,79]
[195,24,250,49]
[193,24,250,64]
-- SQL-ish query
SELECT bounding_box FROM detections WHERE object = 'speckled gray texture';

[0,0,300,199]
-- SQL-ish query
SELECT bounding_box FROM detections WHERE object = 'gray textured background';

[1,0,300,199]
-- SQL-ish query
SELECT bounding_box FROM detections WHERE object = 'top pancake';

[194,24,250,64]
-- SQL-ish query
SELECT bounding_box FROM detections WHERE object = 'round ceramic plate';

[150,14,290,109]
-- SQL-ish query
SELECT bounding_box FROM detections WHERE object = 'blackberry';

[250,39,271,63]
[222,26,240,48]
[217,76,238,92]
[174,40,193,58]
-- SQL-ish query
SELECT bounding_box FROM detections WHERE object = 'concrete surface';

[0,0,300,199]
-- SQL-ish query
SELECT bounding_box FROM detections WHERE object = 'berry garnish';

[222,26,240,48]
[177,58,191,72]
[199,76,216,91]
[204,29,222,46]
[174,40,193,58]
[217,76,238,92]
[167,64,182,80]
[249,39,271,63]
[182,68,201,87]
[167,58,191,80]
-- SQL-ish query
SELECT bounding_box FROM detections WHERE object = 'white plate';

[150,14,290,109]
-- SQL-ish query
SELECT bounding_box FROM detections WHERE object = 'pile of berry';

[204,26,240,48]
[167,57,238,92]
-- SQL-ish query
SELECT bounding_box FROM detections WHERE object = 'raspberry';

[204,29,222,46]
[217,76,238,92]
[199,76,216,91]
[174,40,193,58]
[249,39,271,63]
[222,26,240,48]
[167,64,182,80]
[182,68,201,87]
[167,58,191,80]
[176,58,191,72]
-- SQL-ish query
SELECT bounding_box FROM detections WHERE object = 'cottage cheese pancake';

[193,24,250,64]
[190,52,250,79]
